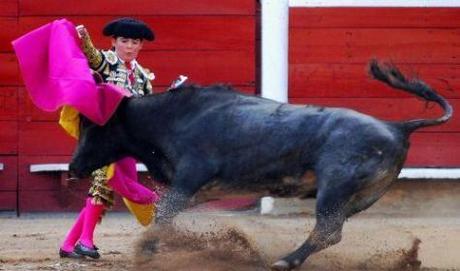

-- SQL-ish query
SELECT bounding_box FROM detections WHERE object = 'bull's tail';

[369,59,453,133]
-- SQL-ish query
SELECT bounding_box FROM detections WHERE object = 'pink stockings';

[60,197,104,252]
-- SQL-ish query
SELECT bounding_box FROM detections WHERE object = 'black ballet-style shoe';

[59,248,84,259]
[74,242,101,259]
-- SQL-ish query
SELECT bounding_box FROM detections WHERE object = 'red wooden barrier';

[18,122,76,156]
[290,28,460,64]
[407,133,460,166]
[0,0,17,16]
[0,17,18,52]
[0,121,17,155]
[0,192,16,210]
[19,0,255,16]
[0,156,17,211]
[290,63,460,99]
[0,156,17,190]
[0,53,19,86]
[18,16,255,51]
[290,8,460,28]
[0,87,18,121]
[289,7,460,167]
[290,98,459,132]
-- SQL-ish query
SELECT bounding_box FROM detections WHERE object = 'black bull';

[69,60,452,270]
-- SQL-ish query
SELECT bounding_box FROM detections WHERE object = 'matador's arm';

[76,25,103,70]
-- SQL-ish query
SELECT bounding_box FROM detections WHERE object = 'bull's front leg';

[155,157,217,225]
[155,188,192,224]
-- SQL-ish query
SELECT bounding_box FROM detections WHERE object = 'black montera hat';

[103,17,154,41]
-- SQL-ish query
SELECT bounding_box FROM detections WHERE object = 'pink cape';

[12,19,157,205]
[12,18,128,125]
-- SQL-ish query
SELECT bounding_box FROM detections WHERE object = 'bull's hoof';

[140,238,159,255]
[271,260,292,271]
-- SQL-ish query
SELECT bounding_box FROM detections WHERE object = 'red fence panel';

[0,87,18,121]
[18,122,76,156]
[0,53,19,86]
[0,17,18,52]
[0,0,17,16]
[0,156,17,211]
[0,121,17,155]
[289,7,460,167]
[290,98,460,133]
[19,0,255,16]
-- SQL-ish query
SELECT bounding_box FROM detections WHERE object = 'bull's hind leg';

[271,178,353,271]
[271,161,401,271]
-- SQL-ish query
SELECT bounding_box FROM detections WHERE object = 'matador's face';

[112,37,144,63]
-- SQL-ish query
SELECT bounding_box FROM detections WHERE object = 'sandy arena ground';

[1,180,459,271]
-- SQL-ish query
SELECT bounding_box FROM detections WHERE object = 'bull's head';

[69,114,128,179]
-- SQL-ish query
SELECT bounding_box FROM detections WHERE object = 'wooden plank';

[19,16,255,51]
[289,97,460,132]
[18,155,86,191]
[19,190,127,212]
[18,122,76,155]
[0,53,20,86]
[0,156,17,190]
[19,190,87,212]
[146,50,255,87]
[0,191,16,211]
[406,132,460,167]
[0,121,17,154]
[0,0,17,16]
[0,17,18,53]
[289,63,460,98]
[289,28,460,64]
[143,16,254,51]
[290,8,460,28]
[18,87,59,122]
[19,0,255,16]
[0,87,18,120]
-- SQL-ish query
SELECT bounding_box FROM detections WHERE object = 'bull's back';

[125,86,402,182]
[179,91,330,150]
[166,90,335,179]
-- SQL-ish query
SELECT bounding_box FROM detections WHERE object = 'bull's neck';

[122,92,186,141]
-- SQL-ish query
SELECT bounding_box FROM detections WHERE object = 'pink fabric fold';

[12,18,129,125]
[108,157,159,204]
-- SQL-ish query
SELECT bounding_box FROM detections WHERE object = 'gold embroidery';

[80,34,103,69]
[88,167,115,208]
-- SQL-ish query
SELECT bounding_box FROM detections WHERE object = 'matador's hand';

[75,25,88,39]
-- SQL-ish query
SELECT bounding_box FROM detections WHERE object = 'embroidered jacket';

[80,33,154,96]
